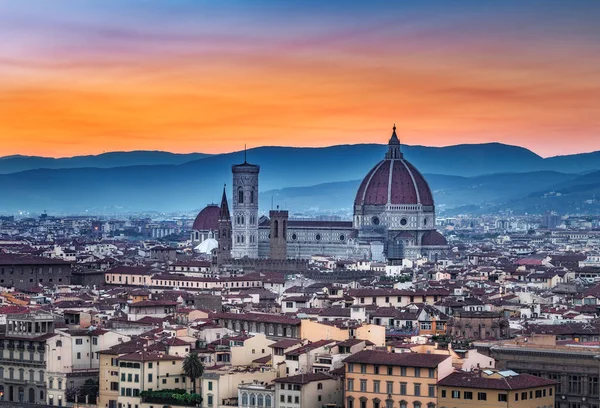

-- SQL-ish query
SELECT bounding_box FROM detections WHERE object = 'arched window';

[386,399,394,408]
[347,397,355,408]
[241,215,245,225]
[414,402,422,408]
[265,395,272,407]
[241,393,248,406]
[49,378,54,389]
[250,393,256,406]
[427,403,435,408]
[257,394,264,406]
[400,401,407,408]
[238,189,244,204]
[250,190,255,204]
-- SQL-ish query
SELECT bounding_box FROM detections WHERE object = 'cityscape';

[1,2,600,408]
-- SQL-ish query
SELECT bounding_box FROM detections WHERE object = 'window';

[148,374,152,382]
[386,381,394,395]
[348,363,354,373]
[374,380,380,393]
[569,375,583,394]
[127,374,132,382]
[92,337,98,346]
[162,379,166,384]
[76,352,81,359]
[400,382,407,395]
[238,190,244,204]
[375,366,380,375]
[294,396,299,404]
[110,382,118,391]
[207,395,213,406]
[75,339,83,345]
[428,368,435,378]
[414,368,421,377]
[428,385,435,397]
[400,367,406,376]
[498,394,507,402]
[347,379,354,391]
[388,366,393,375]
[361,364,366,374]
[414,384,421,396]
[521,392,527,400]
[452,390,460,399]
[535,390,542,398]
[208,382,213,391]
[441,390,446,398]
[360,380,367,392]
[464,391,473,400]
[477,392,487,401]
[317,383,323,390]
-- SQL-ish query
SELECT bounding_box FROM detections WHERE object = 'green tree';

[182,353,204,395]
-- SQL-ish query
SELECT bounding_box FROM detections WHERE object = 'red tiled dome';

[355,159,434,207]
[192,205,220,231]
[421,230,447,246]
[355,126,434,207]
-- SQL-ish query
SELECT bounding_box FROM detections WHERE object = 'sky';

[0,1,599,158]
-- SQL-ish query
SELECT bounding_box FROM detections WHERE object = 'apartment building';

[274,372,343,408]
[344,350,453,408]
[437,370,556,408]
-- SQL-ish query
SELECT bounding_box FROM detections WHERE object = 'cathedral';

[191,126,448,263]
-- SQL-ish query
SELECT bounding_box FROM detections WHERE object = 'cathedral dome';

[354,126,434,207]
[192,205,220,231]
[421,230,447,246]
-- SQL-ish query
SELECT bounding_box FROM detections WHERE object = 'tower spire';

[219,184,230,220]
[244,144,247,164]
[385,124,402,159]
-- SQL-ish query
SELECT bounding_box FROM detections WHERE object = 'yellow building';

[344,350,453,408]
[437,370,556,408]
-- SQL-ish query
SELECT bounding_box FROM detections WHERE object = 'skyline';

[1,1,600,158]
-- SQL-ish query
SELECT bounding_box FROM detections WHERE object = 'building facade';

[344,350,453,408]
[437,370,556,408]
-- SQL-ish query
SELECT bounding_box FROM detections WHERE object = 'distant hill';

[1,143,599,177]
[0,142,598,214]
[0,151,211,174]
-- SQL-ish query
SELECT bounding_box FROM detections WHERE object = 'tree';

[182,353,204,395]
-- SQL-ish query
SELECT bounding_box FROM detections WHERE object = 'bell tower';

[231,152,260,259]
[269,209,288,260]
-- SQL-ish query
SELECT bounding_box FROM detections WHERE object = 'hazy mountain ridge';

[0,151,211,174]
[2,143,600,177]
[0,143,599,214]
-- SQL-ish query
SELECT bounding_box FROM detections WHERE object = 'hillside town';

[1,133,599,408]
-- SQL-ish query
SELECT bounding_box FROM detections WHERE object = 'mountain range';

[0,143,598,215]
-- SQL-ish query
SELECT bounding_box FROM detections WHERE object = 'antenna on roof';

[244,144,247,163]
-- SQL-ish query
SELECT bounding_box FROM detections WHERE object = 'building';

[437,370,556,408]
[201,366,276,408]
[273,372,343,408]
[46,328,130,406]
[343,350,453,408]
[0,313,58,405]
[190,126,448,263]
[238,381,275,408]
[217,186,233,265]
[0,254,71,290]
[476,337,600,408]
[231,158,260,259]
[449,312,510,340]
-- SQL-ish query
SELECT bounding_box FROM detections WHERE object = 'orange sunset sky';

[0,1,599,158]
